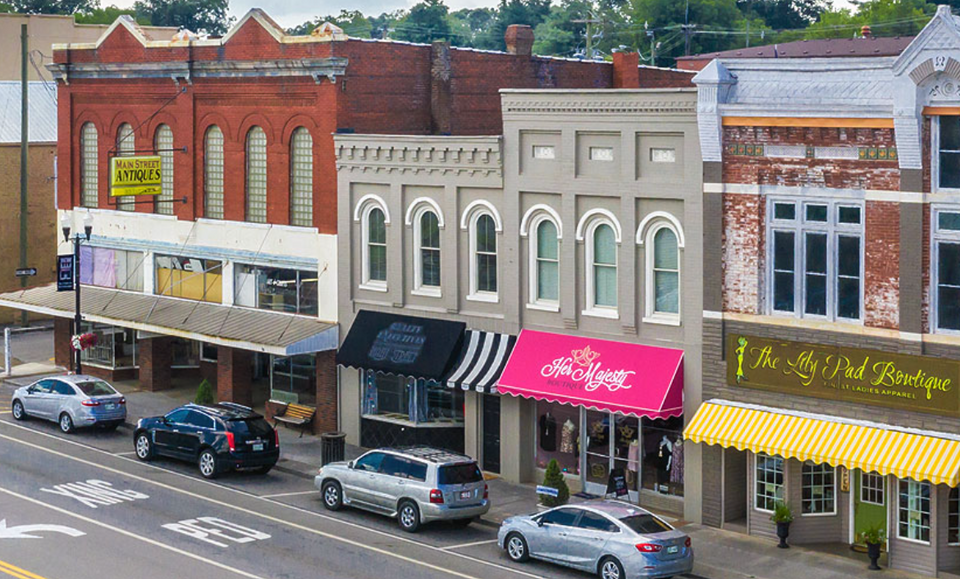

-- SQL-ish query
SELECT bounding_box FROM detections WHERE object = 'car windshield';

[75,380,116,397]
[228,418,272,436]
[438,463,483,485]
[620,514,673,535]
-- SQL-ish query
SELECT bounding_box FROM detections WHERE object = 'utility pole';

[681,23,696,56]
[572,16,602,59]
[645,22,656,67]
[19,24,29,327]
[746,20,750,48]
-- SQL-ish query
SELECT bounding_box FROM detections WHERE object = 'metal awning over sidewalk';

[0,284,338,356]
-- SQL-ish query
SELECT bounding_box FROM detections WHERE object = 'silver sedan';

[11,375,126,433]
[498,500,693,579]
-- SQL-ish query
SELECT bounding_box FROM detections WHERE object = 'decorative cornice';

[335,136,503,178]
[47,57,348,85]
[501,99,695,115]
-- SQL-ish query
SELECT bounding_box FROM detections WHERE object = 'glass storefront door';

[582,411,640,500]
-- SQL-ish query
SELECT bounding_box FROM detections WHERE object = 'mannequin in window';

[539,411,557,452]
[560,419,577,454]
[627,439,640,486]
[670,437,684,488]
[657,435,673,489]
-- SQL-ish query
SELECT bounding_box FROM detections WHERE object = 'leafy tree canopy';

[133,0,232,35]
[393,0,452,43]
[6,0,98,14]
[75,5,146,25]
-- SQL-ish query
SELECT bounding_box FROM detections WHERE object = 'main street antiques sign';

[727,334,960,417]
[110,156,162,197]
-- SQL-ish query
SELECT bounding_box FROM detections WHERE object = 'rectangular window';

[774,202,796,221]
[936,210,960,332]
[755,453,784,512]
[155,255,222,303]
[898,479,931,543]
[234,264,318,316]
[804,232,828,316]
[650,148,676,163]
[362,371,464,425]
[589,147,614,162]
[801,462,835,515]
[271,354,317,406]
[861,472,884,506]
[940,116,960,189]
[837,235,861,320]
[200,343,218,363]
[950,487,959,544]
[773,231,796,312]
[79,247,144,292]
[533,145,556,160]
[80,322,137,369]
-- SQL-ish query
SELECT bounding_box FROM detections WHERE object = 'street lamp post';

[61,213,93,375]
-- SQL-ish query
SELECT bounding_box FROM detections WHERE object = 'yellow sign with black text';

[727,334,960,417]
[110,156,162,197]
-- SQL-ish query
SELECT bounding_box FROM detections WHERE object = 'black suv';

[133,403,279,479]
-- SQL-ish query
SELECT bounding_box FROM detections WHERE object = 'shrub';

[539,459,570,507]
[857,523,886,545]
[770,502,794,524]
[195,379,215,405]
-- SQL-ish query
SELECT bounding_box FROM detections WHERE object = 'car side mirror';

[537,519,545,527]
[348,460,355,469]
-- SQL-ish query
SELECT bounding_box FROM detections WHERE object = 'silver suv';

[315,446,490,532]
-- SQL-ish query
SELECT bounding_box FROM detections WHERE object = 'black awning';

[336,310,466,380]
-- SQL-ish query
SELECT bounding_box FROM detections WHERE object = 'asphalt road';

[0,405,592,579]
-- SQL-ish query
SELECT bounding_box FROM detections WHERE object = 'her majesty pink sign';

[497,329,684,419]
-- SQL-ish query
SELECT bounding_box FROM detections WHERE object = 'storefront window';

[155,255,222,303]
[200,343,218,363]
[170,338,198,367]
[801,461,835,515]
[899,479,931,543]
[641,416,684,497]
[80,247,144,291]
[755,453,784,512]
[950,487,959,544]
[234,264,318,316]
[271,355,316,405]
[535,400,579,475]
[362,371,462,425]
[80,323,136,369]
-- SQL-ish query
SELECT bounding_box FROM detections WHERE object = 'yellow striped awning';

[684,401,960,487]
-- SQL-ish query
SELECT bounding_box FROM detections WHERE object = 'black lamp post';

[61,212,92,375]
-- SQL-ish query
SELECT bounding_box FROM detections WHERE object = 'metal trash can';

[321,432,346,465]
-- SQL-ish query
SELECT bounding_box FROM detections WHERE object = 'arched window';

[651,227,680,316]
[116,123,135,211]
[204,126,224,219]
[290,127,313,227]
[416,210,441,293]
[80,122,98,208]
[590,223,617,310]
[365,207,387,286]
[154,124,174,215]
[471,213,498,297]
[534,219,559,304]
[245,126,267,223]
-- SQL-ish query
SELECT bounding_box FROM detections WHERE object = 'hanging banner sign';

[57,255,74,292]
[727,334,960,417]
[110,156,162,197]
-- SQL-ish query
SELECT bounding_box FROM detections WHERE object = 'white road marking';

[442,539,499,551]
[258,490,319,499]
[0,427,540,579]
[114,451,137,456]
[0,486,265,579]
[40,479,148,509]
[0,519,85,540]
[163,517,271,548]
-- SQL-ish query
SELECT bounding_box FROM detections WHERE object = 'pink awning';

[497,330,684,419]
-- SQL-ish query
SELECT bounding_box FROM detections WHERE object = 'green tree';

[287,9,373,37]
[796,0,934,40]
[738,0,826,31]
[393,0,452,43]
[449,7,497,47]
[630,0,742,63]
[194,379,215,405]
[369,10,405,39]
[539,459,570,507]
[6,0,98,13]
[134,0,232,35]
[489,0,552,51]
[76,5,147,24]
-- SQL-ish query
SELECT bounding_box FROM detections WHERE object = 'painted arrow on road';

[0,519,85,539]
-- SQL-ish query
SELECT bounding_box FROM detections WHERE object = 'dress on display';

[539,413,557,452]
[670,440,684,484]
[560,419,577,454]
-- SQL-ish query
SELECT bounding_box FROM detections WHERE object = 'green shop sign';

[727,334,960,416]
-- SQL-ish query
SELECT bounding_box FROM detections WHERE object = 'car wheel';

[505,532,530,562]
[11,400,25,421]
[322,481,343,511]
[397,500,421,533]
[598,556,625,579]
[135,432,155,461]
[198,449,220,479]
[59,413,74,434]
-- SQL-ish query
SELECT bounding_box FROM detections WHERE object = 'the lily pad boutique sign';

[727,335,960,416]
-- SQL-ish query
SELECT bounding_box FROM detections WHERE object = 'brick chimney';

[860,25,872,38]
[505,24,534,56]
[612,52,640,88]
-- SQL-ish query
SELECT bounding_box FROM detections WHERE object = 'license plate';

[459,490,472,500]
[252,443,264,452]
[666,546,679,554]
[105,403,116,410]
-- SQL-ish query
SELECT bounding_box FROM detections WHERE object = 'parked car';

[497,500,693,579]
[133,402,279,479]
[11,375,126,433]
[316,446,489,532]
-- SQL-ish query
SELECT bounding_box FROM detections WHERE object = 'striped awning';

[684,400,960,487]
[444,330,516,393]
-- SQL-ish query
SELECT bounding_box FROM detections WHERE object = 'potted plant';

[195,379,215,405]
[537,459,570,509]
[770,502,794,549]
[857,524,885,570]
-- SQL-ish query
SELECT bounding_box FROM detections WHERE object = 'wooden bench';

[273,403,316,438]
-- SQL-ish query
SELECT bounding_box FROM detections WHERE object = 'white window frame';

[897,479,931,545]
[754,453,784,513]
[412,204,442,298]
[933,116,960,194]
[359,200,389,292]
[949,486,960,546]
[154,124,174,216]
[525,212,561,311]
[766,198,864,323]
[800,461,836,516]
[461,200,503,303]
[579,212,621,319]
[638,213,685,326]
[861,471,885,506]
[932,206,960,335]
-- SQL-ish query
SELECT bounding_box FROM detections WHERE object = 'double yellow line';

[0,560,47,579]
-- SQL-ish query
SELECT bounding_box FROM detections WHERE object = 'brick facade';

[216,347,252,407]
[137,337,172,392]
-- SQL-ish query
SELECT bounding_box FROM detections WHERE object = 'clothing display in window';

[670,439,684,484]
[627,439,640,472]
[657,436,673,486]
[539,413,557,452]
[560,419,577,454]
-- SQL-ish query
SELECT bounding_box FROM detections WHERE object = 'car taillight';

[636,543,662,553]
[274,429,280,448]
[225,431,236,452]
[483,483,489,499]
[685,537,691,548]
[81,399,100,407]
[429,489,444,504]
[118,397,126,405]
